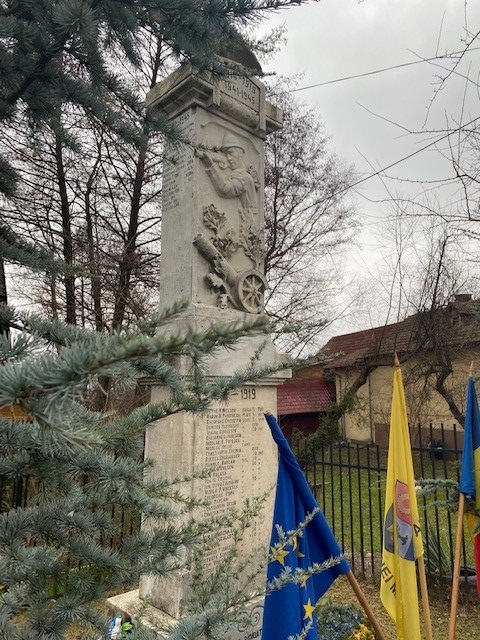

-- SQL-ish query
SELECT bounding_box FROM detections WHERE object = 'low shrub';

[316,601,364,639]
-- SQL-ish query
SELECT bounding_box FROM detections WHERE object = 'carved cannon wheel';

[236,269,267,314]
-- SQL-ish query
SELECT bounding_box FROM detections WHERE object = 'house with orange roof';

[311,294,480,446]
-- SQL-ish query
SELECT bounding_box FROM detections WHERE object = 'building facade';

[320,294,480,446]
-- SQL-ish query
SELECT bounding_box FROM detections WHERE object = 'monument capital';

[147,62,282,138]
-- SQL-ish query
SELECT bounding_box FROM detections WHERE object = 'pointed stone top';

[218,29,262,76]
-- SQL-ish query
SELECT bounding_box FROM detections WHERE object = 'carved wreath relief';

[194,131,267,314]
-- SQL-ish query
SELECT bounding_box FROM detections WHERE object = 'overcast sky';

[260,0,480,335]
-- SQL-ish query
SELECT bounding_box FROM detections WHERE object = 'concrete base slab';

[107,589,176,636]
[106,589,264,640]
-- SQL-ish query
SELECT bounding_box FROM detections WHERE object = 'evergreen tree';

[0,0,303,195]
[0,305,276,639]
[2,37,165,332]
[0,1,312,638]
[0,0,308,305]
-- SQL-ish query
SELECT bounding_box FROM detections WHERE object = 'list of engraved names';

[202,389,269,570]
[162,110,195,213]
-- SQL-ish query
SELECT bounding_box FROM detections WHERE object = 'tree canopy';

[0,2,318,637]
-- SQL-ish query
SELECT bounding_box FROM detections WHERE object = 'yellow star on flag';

[303,598,316,621]
[292,534,305,558]
[270,545,289,566]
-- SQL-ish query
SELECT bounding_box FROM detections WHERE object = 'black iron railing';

[1,423,475,597]
[293,423,476,595]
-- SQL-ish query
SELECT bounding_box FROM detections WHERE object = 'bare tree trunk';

[97,42,163,410]
[435,373,465,427]
[110,139,146,332]
[326,364,378,425]
[55,135,76,325]
[49,274,59,320]
[84,142,104,332]
[110,42,162,332]
[0,255,8,336]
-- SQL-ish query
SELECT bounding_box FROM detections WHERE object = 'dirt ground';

[66,575,480,639]
[327,575,480,639]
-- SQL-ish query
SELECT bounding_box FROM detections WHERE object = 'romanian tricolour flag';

[262,413,350,640]
[380,367,423,640]
[459,376,480,596]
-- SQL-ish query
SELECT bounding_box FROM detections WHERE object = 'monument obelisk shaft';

[109,60,289,638]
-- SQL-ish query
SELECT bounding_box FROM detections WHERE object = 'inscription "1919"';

[241,388,256,400]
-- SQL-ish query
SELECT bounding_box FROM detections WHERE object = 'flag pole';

[416,554,433,640]
[448,363,474,640]
[345,570,387,640]
[393,354,433,640]
[448,492,466,640]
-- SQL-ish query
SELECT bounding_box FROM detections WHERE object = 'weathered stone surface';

[108,589,264,640]
[139,386,278,618]
[150,63,280,316]
[107,58,289,637]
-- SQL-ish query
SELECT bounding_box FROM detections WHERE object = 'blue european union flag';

[262,413,350,640]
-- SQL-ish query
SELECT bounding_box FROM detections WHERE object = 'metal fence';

[0,474,139,547]
[1,422,475,598]
[293,423,477,596]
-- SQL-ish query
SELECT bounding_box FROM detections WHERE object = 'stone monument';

[108,54,289,638]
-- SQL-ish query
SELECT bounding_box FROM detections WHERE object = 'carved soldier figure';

[197,132,260,223]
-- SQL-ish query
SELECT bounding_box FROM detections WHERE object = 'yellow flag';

[380,367,424,640]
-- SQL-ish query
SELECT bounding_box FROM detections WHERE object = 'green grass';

[301,444,473,582]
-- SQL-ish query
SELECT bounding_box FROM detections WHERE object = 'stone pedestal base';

[140,382,282,618]
[107,590,264,640]
[107,590,175,636]
[105,383,283,638]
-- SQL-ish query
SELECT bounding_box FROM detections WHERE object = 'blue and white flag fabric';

[262,413,350,640]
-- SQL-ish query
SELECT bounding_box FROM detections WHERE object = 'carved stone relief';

[193,206,267,314]
[194,129,267,314]
[196,131,260,223]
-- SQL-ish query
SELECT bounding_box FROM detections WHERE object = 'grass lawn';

[299,443,472,579]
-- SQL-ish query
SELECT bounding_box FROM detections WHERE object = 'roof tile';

[322,297,480,369]
[277,379,335,415]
